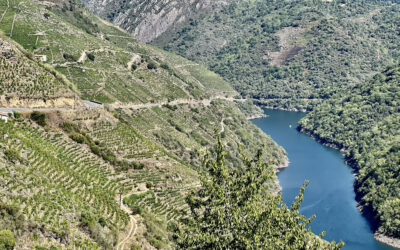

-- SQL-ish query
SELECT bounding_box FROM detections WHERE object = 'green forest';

[160,0,400,110]
[299,65,400,238]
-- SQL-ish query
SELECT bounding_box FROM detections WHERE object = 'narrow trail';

[116,191,138,250]
[0,96,245,114]
[9,13,16,37]
[220,118,226,133]
[110,96,245,110]
[175,63,199,69]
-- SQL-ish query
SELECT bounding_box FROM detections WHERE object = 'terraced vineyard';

[120,100,287,168]
[0,37,76,106]
[0,0,234,104]
[0,120,128,249]
[0,0,288,248]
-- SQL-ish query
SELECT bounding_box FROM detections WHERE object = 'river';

[253,109,394,250]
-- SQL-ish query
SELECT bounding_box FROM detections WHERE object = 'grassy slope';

[299,65,400,239]
[159,0,400,110]
[0,0,287,248]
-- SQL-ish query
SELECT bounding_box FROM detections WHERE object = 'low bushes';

[0,230,16,250]
[30,112,47,126]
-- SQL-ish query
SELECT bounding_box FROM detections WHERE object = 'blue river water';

[253,109,394,250]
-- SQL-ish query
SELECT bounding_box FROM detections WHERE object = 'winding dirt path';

[0,96,245,115]
[175,63,199,69]
[116,192,138,250]
[110,96,245,110]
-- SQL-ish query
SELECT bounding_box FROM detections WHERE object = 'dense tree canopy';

[161,0,400,110]
[299,65,400,238]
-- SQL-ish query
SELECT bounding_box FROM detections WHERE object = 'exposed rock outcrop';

[82,0,234,43]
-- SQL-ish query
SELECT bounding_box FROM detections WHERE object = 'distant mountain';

[159,0,400,110]
[82,0,234,43]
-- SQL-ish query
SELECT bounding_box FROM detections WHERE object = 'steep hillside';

[82,0,234,43]
[299,65,400,244]
[160,0,400,110]
[0,37,78,107]
[1,0,238,105]
[0,0,313,249]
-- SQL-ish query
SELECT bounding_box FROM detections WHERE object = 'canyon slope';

[0,0,292,248]
[82,0,234,43]
[159,0,400,111]
[81,0,400,245]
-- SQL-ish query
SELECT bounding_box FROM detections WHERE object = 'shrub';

[147,61,157,70]
[62,53,76,61]
[61,122,79,133]
[87,53,95,61]
[130,205,142,215]
[133,162,145,170]
[13,112,21,119]
[4,148,23,164]
[160,63,170,70]
[0,230,16,250]
[30,112,47,126]
[98,217,107,227]
[69,132,86,144]
[130,245,142,250]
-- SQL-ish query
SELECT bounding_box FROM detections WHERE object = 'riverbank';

[257,104,307,113]
[277,159,290,170]
[254,109,397,249]
[376,234,400,249]
[247,113,267,120]
[297,124,400,250]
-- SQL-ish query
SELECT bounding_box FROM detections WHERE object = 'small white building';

[0,112,9,123]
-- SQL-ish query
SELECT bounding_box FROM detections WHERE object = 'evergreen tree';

[174,141,344,249]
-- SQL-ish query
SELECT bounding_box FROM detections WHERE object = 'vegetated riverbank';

[253,97,324,112]
[252,101,399,249]
[297,124,400,249]
[277,158,290,170]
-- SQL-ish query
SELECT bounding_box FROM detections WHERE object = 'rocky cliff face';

[82,0,233,43]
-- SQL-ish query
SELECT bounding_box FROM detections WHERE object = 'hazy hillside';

[0,0,332,249]
[299,65,400,241]
[160,0,400,110]
[82,0,234,43]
